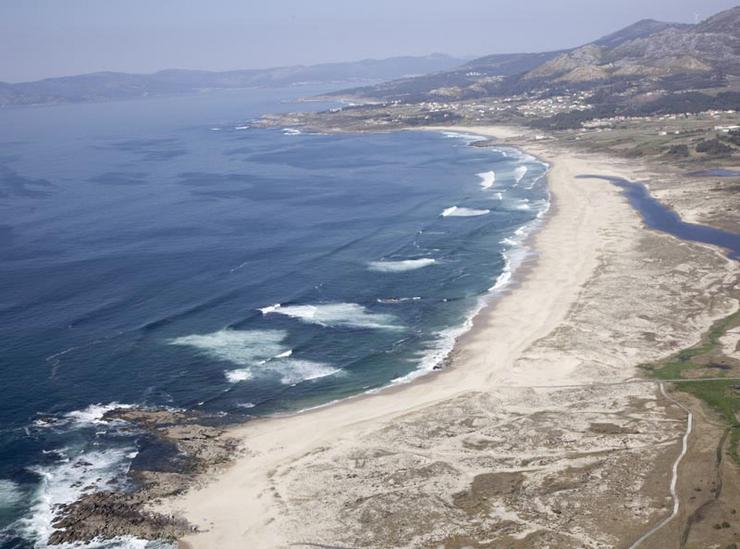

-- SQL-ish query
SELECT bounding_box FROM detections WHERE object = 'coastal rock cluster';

[48,408,239,544]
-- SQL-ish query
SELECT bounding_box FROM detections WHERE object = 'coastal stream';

[579,175,740,260]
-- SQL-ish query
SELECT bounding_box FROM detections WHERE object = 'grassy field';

[642,309,740,463]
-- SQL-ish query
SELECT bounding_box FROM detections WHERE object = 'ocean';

[0,86,548,548]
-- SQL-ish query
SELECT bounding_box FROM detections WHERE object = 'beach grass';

[642,309,740,464]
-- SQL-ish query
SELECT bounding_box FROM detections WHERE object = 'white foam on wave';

[170,329,340,385]
[17,446,142,548]
[0,479,23,509]
[477,170,496,189]
[376,297,421,304]
[514,165,528,184]
[278,360,339,385]
[32,403,134,430]
[393,185,551,386]
[261,303,401,330]
[368,258,436,272]
[64,403,133,426]
[440,131,486,143]
[441,206,490,217]
[172,329,285,368]
[234,125,250,130]
[282,128,302,135]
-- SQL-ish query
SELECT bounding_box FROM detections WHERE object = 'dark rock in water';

[49,490,191,545]
[47,406,241,545]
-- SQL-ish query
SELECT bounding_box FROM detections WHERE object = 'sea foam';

[19,447,139,548]
[477,171,496,189]
[260,303,401,330]
[514,165,528,184]
[170,329,339,385]
[441,131,486,143]
[0,479,23,508]
[368,258,436,272]
[64,403,133,427]
[441,206,490,217]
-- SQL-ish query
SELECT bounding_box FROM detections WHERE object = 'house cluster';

[582,109,739,132]
[515,93,592,118]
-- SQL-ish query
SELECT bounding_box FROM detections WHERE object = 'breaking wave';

[477,170,496,189]
[514,165,528,184]
[170,329,339,385]
[368,258,436,272]
[441,206,490,217]
[260,303,401,330]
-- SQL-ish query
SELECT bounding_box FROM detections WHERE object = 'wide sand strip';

[162,127,737,548]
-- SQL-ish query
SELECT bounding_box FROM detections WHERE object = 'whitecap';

[440,131,486,143]
[225,369,254,383]
[477,170,496,189]
[170,329,286,368]
[276,360,339,385]
[376,297,421,304]
[0,479,23,508]
[368,258,436,272]
[18,447,137,547]
[64,403,133,427]
[441,206,490,217]
[282,128,302,135]
[170,329,341,384]
[514,165,528,184]
[261,303,401,330]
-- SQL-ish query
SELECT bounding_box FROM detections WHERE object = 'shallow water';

[579,175,740,259]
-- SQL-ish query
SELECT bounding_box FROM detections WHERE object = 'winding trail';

[628,382,694,548]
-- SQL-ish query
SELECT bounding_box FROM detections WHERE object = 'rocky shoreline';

[48,408,240,545]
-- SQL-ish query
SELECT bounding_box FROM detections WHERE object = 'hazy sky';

[1,0,738,82]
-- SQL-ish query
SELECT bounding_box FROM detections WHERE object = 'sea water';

[0,87,548,547]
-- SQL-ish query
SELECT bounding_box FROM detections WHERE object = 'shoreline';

[160,127,627,545]
[156,124,737,548]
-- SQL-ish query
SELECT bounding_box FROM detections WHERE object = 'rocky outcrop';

[47,408,240,545]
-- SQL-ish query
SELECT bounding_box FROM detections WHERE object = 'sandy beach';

[159,126,738,548]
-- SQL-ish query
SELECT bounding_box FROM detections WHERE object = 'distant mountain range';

[0,54,466,107]
[332,6,740,105]
[5,6,739,114]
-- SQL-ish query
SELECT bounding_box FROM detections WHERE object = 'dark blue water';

[579,175,740,260]
[0,89,548,548]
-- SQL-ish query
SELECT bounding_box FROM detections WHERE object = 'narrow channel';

[578,175,740,260]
